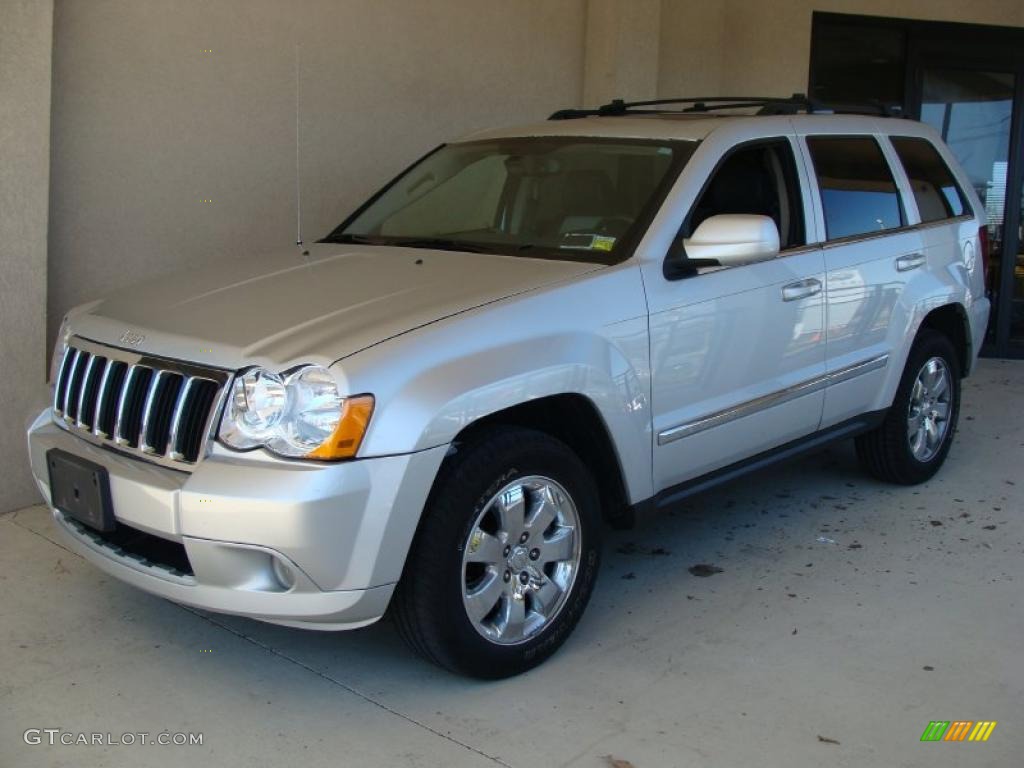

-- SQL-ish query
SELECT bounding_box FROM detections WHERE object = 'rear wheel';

[393,427,601,678]
[855,330,960,484]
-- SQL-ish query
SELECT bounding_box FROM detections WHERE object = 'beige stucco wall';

[583,0,662,104]
[1,0,54,512]
[657,1,727,98]
[48,0,587,346]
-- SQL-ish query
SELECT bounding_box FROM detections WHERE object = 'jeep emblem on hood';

[119,329,146,347]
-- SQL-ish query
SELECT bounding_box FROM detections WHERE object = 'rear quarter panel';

[874,127,988,411]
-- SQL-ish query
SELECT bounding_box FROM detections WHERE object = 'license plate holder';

[46,449,115,532]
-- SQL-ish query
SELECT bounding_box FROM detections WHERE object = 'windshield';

[323,137,694,264]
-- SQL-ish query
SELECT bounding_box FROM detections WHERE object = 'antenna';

[294,43,303,249]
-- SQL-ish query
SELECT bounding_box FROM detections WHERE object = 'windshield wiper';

[383,238,488,253]
[320,234,487,253]
[318,233,379,245]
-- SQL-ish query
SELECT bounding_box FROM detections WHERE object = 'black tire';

[392,426,602,678]
[855,330,961,484]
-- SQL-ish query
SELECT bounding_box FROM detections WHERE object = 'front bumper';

[27,410,448,630]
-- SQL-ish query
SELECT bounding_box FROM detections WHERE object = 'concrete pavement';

[2,359,1021,767]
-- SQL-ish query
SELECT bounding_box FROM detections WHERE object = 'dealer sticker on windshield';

[560,234,617,252]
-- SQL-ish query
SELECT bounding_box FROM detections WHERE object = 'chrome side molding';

[657,353,889,445]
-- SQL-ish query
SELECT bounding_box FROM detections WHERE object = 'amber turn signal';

[306,395,375,460]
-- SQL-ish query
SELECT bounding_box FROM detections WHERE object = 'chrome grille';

[53,337,230,469]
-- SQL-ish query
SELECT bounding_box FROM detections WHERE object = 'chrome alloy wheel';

[461,476,581,645]
[907,356,953,462]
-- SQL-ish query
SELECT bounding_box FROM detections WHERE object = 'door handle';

[781,278,822,302]
[896,253,927,272]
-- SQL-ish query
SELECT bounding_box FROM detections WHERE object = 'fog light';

[271,557,296,590]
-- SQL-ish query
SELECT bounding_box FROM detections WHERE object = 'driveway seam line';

[180,606,514,768]
[8,514,77,556]
[8,512,512,767]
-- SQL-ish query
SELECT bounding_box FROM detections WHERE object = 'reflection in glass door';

[919,69,1015,345]
[1015,177,1024,348]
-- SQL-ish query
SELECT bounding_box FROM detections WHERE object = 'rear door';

[644,133,827,492]
[797,131,926,427]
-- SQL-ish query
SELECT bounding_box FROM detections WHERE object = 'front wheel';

[393,427,601,678]
[855,330,961,484]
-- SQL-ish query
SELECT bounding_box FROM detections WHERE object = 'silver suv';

[27,96,990,678]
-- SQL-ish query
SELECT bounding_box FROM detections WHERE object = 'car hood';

[71,244,600,370]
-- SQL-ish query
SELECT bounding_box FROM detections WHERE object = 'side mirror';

[683,214,780,267]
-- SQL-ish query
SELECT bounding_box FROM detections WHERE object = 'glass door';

[1013,162,1024,352]
[916,67,1019,350]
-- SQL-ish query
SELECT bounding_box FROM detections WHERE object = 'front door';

[645,136,826,492]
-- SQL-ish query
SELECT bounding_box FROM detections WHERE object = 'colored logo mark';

[920,721,997,742]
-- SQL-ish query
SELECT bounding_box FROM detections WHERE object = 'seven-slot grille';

[53,337,230,468]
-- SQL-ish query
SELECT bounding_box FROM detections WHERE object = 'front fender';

[333,265,654,504]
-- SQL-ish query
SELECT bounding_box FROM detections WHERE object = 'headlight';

[226,368,290,443]
[219,365,374,460]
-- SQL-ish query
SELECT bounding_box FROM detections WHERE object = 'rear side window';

[807,136,905,240]
[890,137,968,222]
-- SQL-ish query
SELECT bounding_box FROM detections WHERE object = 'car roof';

[457,113,939,144]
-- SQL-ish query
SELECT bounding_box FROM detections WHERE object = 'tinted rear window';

[807,136,905,240]
[890,137,968,222]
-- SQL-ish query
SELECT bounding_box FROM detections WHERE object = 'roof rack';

[548,94,904,120]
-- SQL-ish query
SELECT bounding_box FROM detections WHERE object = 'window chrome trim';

[776,244,821,257]
[914,213,973,231]
[816,214,973,250]
[677,214,973,273]
[657,353,889,445]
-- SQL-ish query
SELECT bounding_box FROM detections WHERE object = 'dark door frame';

[810,12,1024,357]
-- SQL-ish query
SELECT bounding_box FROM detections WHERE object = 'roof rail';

[548,94,904,120]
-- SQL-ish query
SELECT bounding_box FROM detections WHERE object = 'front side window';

[325,137,694,264]
[890,137,968,222]
[683,139,806,251]
[807,136,905,239]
